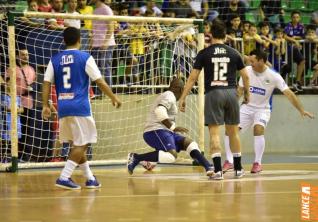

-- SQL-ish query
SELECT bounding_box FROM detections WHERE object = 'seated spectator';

[172,0,193,19]
[219,0,246,26]
[64,0,81,29]
[38,0,52,12]
[140,0,162,17]
[259,0,284,28]
[189,0,209,19]
[284,10,306,91]
[22,0,45,27]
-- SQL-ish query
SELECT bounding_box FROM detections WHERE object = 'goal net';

[0,12,205,170]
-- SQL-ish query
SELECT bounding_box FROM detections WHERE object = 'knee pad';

[158,151,176,163]
[186,142,200,155]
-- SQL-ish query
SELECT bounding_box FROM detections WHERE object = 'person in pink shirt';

[38,0,52,12]
[6,49,36,161]
[90,0,116,95]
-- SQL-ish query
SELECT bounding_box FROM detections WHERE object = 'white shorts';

[59,116,97,146]
[239,104,271,133]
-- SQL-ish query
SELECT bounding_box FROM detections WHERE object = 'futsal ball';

[140,161,157,171]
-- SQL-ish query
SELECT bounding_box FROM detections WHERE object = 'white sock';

[254,135,265,164]
[224,136,233,163]
[60,160,78,181]
[79,161,95,181]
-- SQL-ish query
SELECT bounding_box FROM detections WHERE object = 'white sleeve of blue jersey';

[85,56,102,81]
[44,60,54,83]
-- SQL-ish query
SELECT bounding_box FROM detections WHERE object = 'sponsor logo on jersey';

[250,86,266,95]
[213,47,227,55]
[60,55,74,65]
[265,79,270,84]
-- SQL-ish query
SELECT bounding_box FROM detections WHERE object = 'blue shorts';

[143,130,185,153]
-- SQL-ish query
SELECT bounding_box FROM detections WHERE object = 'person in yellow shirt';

[78,0,93,30]
[243,23,265,56]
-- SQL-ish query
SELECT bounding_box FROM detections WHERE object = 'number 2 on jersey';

[63,67,71,89]
[213,62,228,81]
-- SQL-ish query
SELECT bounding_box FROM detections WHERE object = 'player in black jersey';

[179,19,250,180]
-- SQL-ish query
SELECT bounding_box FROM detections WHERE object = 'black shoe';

[293,82,303,92]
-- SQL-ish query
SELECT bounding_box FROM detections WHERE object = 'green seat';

[245,12,257,24]
[250,0,261,9]
[15,0,27,12]
[308,0,318,11]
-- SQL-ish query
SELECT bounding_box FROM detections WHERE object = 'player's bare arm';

[95,78,121,108]
[42,81,52,120]
[178,69,201,112]
[283,88,315,119]
[238,67,250,104]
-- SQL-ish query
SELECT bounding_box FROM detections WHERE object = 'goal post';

[1,11,205,171]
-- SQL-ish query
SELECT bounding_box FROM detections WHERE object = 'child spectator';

[37,0,52,12]
[304,25,318,88]
[22,0,45,27]
[243,23,265,56]
[226,14,243,52]
[64,0,81,29]
[258,22,272,53]
[78,0,93,30]
[242,20,251,35]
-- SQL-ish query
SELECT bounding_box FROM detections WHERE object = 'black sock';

[135,151,159,162]
[212,156,222,173]
[190,150,211,171]
[233,156,242,170]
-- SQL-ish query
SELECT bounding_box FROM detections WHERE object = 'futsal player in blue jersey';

[42,27,121,190]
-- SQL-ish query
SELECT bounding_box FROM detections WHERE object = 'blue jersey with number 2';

[51,50,91,118]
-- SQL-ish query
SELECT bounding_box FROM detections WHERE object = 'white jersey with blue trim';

[44,49,101,118]
[239,66,289,110]
[144,91,178,132]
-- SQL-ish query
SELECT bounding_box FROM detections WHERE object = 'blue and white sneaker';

[85,176,101,189]
[55,178,81,190]
[127,153,139,175]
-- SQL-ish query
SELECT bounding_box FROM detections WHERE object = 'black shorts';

[288,45,304,65]
[204,88,240,125]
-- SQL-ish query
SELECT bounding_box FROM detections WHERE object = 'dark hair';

[291,10,301,17]
[250,49,268,62]
[306,24,316,32]
[230,14,240,21]
[63,27,80,46]
[258,21,270,28]
[211,19,226,39]
[274,27,283,33]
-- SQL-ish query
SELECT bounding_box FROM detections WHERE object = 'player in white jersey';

[42,27,121,190]
[127,78,214,176]
[222,49,314,174]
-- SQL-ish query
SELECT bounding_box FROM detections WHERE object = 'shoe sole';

[85,184,102,189]
[250,170,262,174]
[222,167,234,174]
[55,183,81,190]
[127,153,134,175]
[210,176,224,180]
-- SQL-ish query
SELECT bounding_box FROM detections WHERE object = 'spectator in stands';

[22,0,45,27]
[38,0,52,12]
[0,79,24,163]
[284,10,306,91]
[311,10,318,36]
[139,0,162,17]
[64,0,81,29]
[189,0,209,19]
[259,0,284,28]
[204,21,212,48]
[48,0,65,29]
[6,49,36,161]
[172,0,193,19]
[242,20,251,34]
[226,14,243,52]
[243,23,265,56]
[78,0,93,30]
[304,25,318,88]
[219,0,246,26]
[258,22,272,53]
[262,27,287,73]
[91,0,116,90]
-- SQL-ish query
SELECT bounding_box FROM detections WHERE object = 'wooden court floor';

[0,163,318,222]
